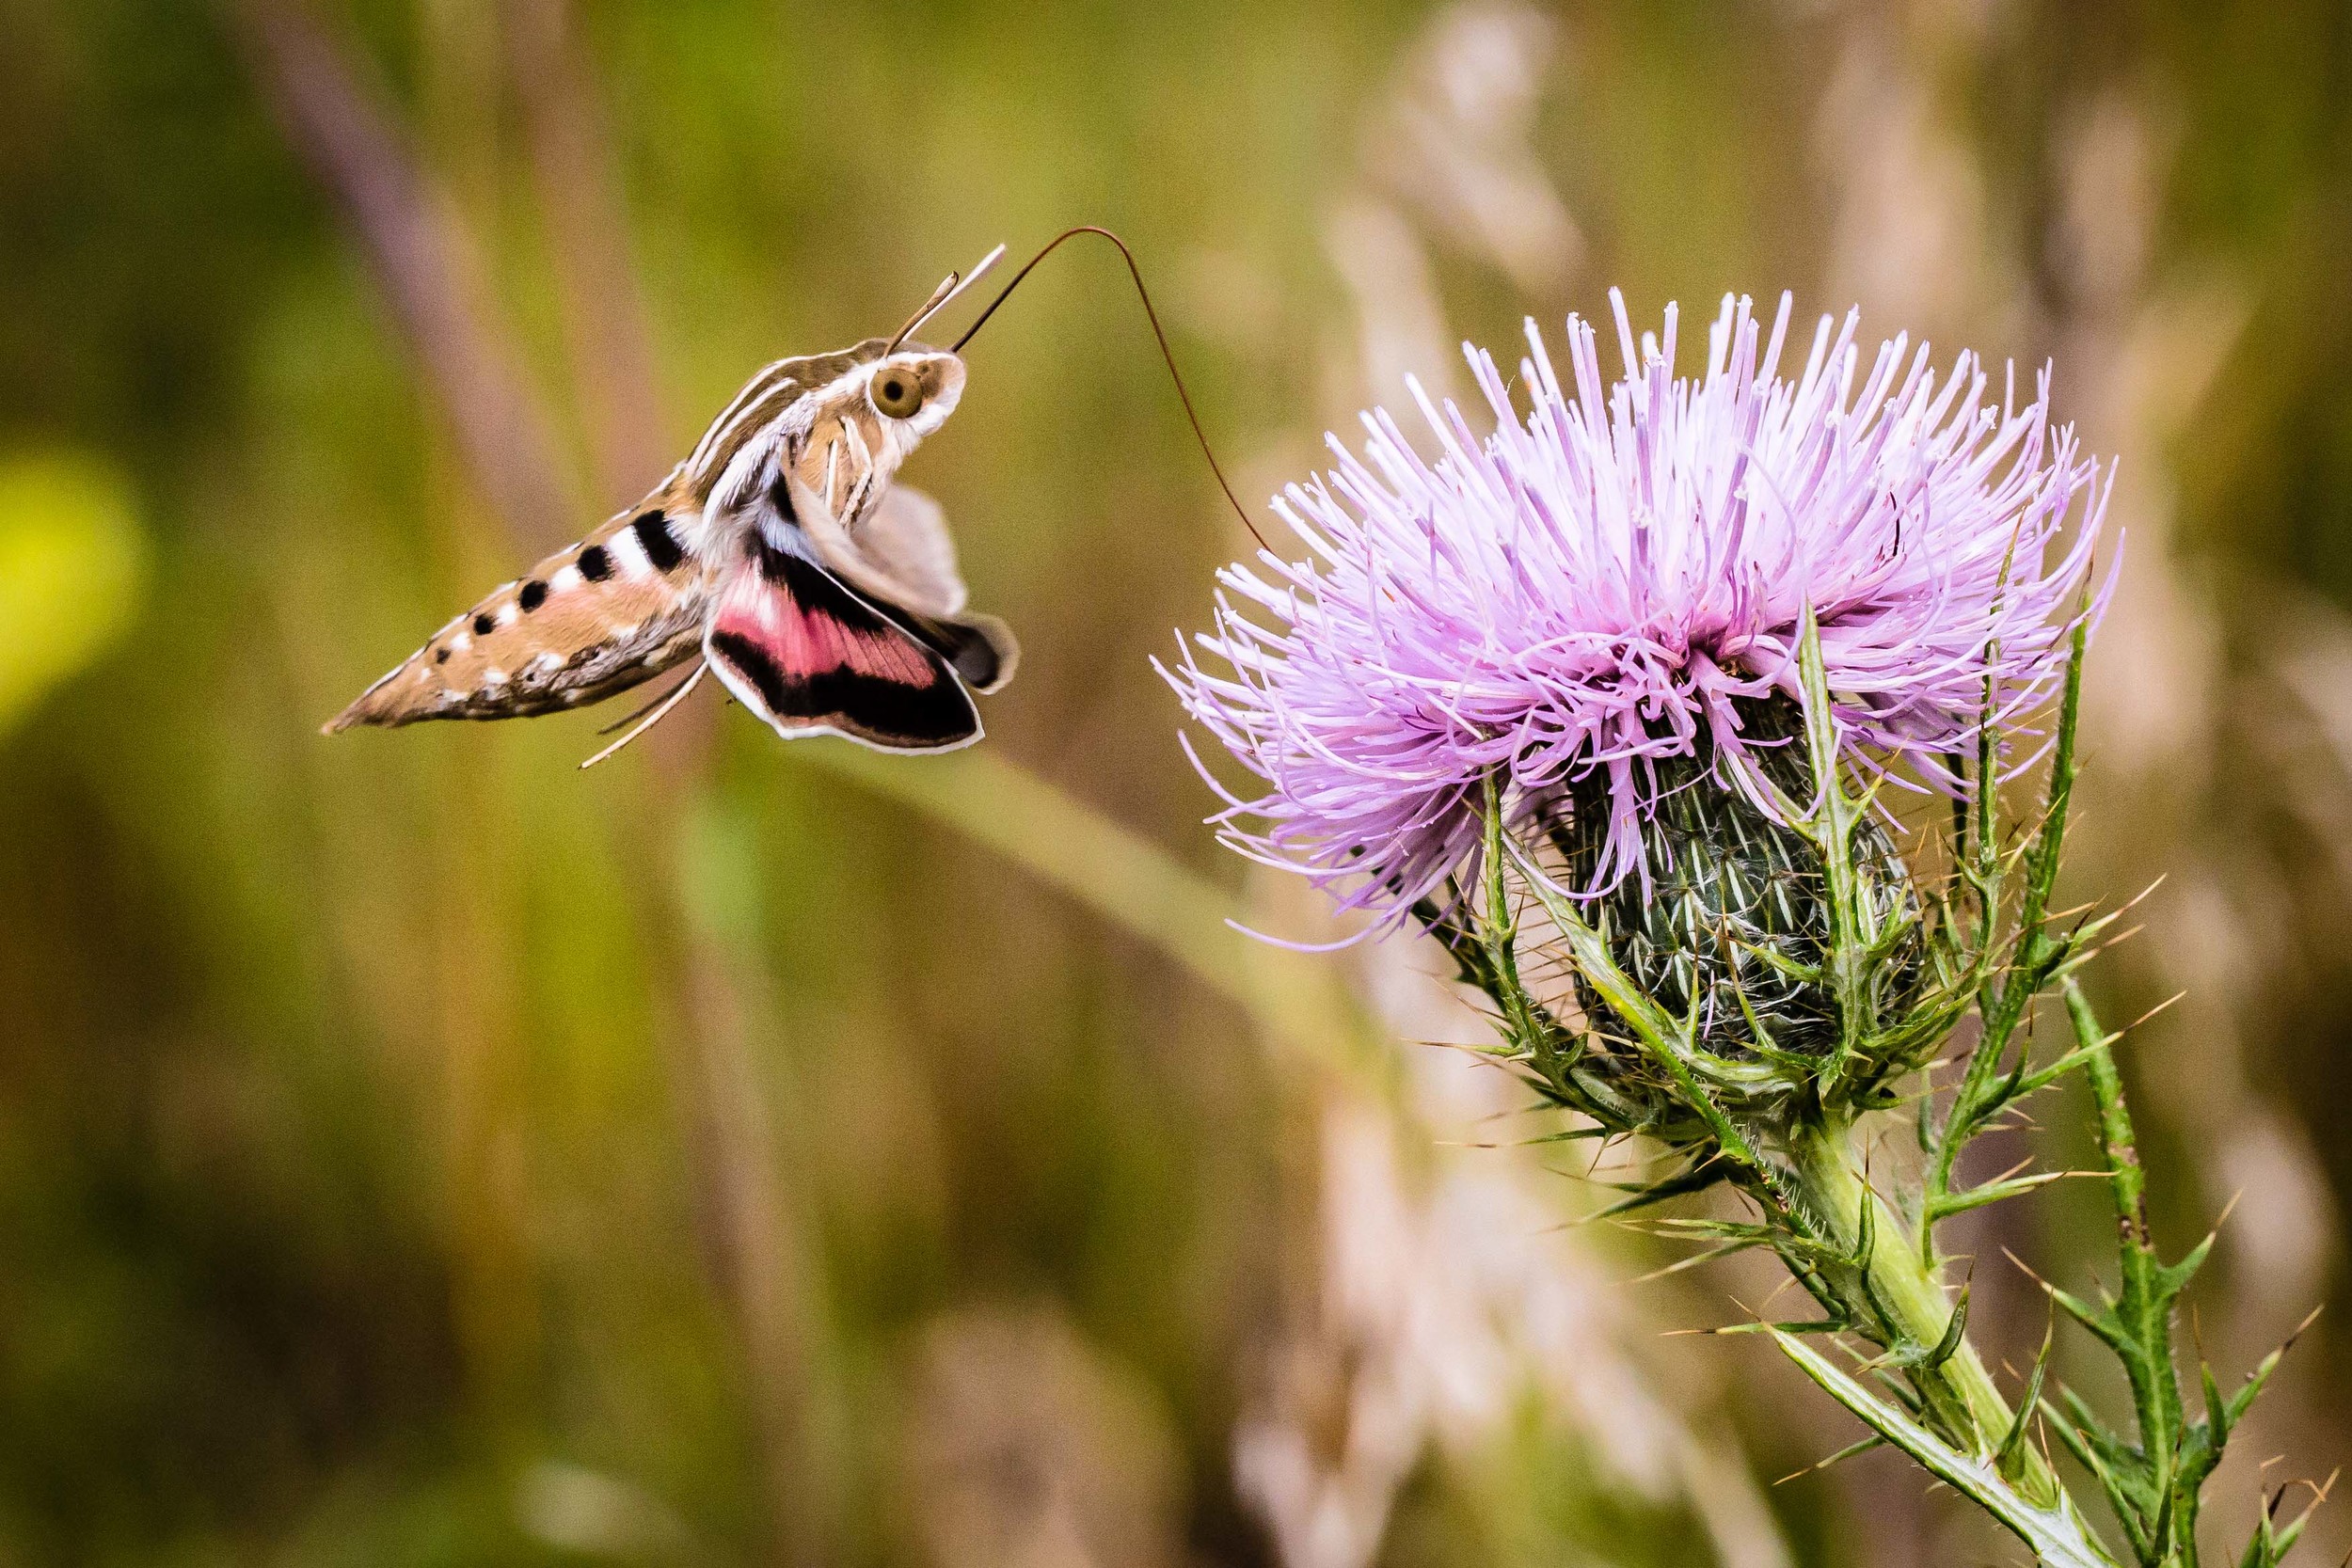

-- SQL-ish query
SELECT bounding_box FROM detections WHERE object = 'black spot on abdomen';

[631,510,685,572]
[577,545,612,582]
[518,579,548,611]
[473,613,496,637]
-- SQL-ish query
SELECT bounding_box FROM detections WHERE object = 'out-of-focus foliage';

[2,2,2349,1566]
[0,454,144,735]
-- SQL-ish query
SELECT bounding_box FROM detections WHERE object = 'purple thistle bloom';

[1166,291,2115,926]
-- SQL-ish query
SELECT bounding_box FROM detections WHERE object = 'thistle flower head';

[1168,291,2112,926]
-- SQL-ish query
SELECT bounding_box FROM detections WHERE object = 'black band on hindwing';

[754,531,1000,693]
[898,612,1003,689]
[711,546,977,748]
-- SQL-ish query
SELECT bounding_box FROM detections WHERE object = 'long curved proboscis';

[950,226,1269,553]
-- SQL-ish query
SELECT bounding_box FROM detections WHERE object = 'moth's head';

[762,340,967,523]
[858,342,964,440]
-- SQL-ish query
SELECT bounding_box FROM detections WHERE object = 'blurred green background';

[5,1,2351,1564]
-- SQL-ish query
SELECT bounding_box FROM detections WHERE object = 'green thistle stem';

[1776,1113,2072,1514]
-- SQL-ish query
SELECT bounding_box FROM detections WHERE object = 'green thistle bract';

[1535,697,1922,1066]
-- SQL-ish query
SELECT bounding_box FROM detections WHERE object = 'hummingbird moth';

[326,246,1020,763]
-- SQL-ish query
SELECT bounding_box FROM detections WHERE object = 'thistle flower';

[1167,291,2111,929]
[1169,296,2312,1568]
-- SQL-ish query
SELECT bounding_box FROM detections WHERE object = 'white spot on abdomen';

[608,529,650,578]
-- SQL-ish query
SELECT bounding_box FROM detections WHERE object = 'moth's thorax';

[699,343,964,546]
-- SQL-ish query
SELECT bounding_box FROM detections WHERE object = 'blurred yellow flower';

[0,452,144,735]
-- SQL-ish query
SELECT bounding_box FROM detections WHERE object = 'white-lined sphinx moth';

[327,248,1018,760]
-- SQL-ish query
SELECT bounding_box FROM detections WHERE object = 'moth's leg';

[579,659,709,770]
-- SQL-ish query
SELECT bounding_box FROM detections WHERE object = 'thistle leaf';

[1930,1170,2069,1221]
[2204,1357,2233,1446]
[2155,1233,2217,1308]
[1776,1433,1888,1484]
[2226,1307,2323,1433]
[1774,1332,2114,1568]
[1996,1323,2057,1481]
[2045,1410,2155,1563]
[2041,1277,2133,1356]
[2055,1387,2143,1481]
[1870,1284,1971,1372]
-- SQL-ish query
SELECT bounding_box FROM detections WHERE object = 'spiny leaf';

[1930,1170,2071,1221]
[1774,1332,2114,1568]
[2044,1412,2148,1559]
[2007,1243,2132,1356]
[2204,1357,2232,1447]
[2048,1401,2156,1562]
[1628,1240,1769,1284]
[2014,1042,2106,1097]
[1628,1216,1773,1241]
[1849,1189,1916,1346]
[2226,1306,2325,1433]
[1517,1124,1618,1146]
[1997,1322,2057,1481]
[1870,1285,1970,1373]
[1713,1318,1852,1338]
[2237,1484,2296,1568]
[1773,1434,1887,1485]
[2055,1387,2140,1478]
[1581,1161,1724,1219]
[2156,1232,2217,1307]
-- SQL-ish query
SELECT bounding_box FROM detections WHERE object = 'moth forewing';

[857,486,969,615]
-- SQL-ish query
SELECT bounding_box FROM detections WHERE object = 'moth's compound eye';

[870,365,926,420]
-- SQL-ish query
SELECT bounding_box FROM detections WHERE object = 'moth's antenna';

[951,226,1270,552]
[887,244,1008,355]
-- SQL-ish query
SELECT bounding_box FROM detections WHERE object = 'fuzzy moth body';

[326,492,709,731]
